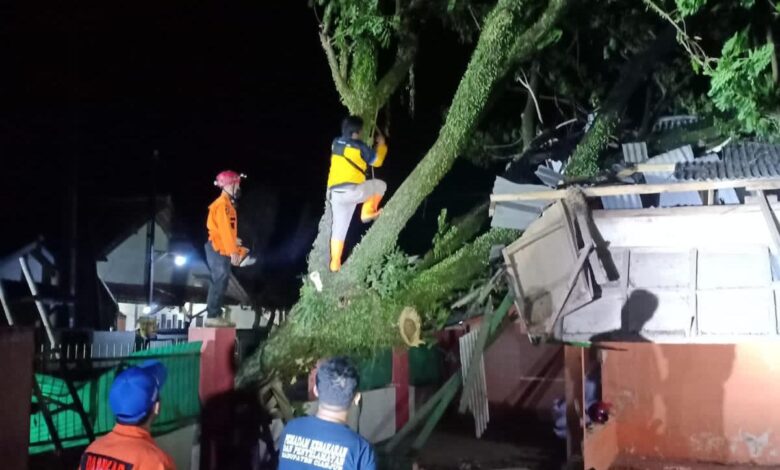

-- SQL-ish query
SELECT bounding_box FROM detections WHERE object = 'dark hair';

[341,116,364,138]
[316,356,359,410]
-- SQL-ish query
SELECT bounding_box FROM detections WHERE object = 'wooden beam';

[491,178,780,203]
[564,345,585,468]
[756,190,780,255]
[19,256,56,349]
[615,163,676,178]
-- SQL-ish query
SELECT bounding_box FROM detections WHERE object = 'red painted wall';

[445,320,564,420]
[603,343,780,465]
[188,327,236,402]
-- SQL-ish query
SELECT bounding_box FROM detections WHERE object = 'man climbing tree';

[327,116,388,272]
[237,0,569,386]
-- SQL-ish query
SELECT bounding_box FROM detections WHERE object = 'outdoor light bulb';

[142,306,152,314]
[174,255,188,267]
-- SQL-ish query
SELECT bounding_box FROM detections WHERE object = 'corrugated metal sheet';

[670,143,780,181]
[490,177,551,230]
[652,115,699,132]
[600,195,643,210]
[621,142,648,163]
[722,141,780,163]
[643,146,700,207]
[459,327,489,438]
[535,165,564,188]
[647,145,694,164]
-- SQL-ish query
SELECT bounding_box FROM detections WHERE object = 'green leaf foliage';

[706,30,779,137]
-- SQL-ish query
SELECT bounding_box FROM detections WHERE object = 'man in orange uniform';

[205,170,254,327]
[79,360,175,470]
[326,116,388,272]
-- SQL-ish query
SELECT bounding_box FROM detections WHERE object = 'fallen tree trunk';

[237,0,567,386]
[236,228,517,385]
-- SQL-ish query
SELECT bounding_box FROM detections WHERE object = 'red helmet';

[214,170,245,188]
[587,401,611,424]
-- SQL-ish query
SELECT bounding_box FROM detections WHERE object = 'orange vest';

[79,424,176,470]
[206,192,240,256]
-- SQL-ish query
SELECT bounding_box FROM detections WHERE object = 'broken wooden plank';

[491,178,780,203]
[544,242,595,334]
[19,256,56,348]
[411,377,460,451]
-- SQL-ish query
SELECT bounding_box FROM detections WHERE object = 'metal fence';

[30,340,201,454]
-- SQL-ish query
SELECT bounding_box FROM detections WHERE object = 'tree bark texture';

[236,228,518,385]
[341,0,568,286]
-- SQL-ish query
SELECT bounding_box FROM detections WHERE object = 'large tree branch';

[565,26,676,177]
[319,31,356,109]
[375,32,419,108]
[374,0,425,109]
[521,63,540,151]
[340,0,568,285]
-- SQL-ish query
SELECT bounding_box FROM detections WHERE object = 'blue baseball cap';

[109,360,167,425]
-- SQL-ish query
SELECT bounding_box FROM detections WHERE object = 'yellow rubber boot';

[360,194,383,222]
[329,239,345,272]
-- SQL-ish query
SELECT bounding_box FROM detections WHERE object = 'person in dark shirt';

[278,356,375,470]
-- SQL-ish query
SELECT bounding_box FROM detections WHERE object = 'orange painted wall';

[602,343,780,465]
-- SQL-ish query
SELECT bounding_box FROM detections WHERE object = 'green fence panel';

[357,346,443,392]
[358,349,392,391]
[409,346,443,387]
[29,341,201,454]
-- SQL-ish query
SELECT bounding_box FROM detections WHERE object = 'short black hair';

[341,116,364,137]
[316,356,359,410]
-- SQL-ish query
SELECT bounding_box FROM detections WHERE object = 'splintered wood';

[459,327,490,438]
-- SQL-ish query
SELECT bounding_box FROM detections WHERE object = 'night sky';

[1,2,497,310]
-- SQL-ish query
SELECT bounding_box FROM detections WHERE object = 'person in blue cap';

[79,360,176,470]
[278,356,375,470]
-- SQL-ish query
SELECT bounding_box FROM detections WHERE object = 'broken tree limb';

[566,27,677,177]
[411,378,460,451]
[420,202,489,271]
[236,229,518,386]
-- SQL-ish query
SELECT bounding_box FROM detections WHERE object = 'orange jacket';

[207,192,240,256]
[79,424,176,470]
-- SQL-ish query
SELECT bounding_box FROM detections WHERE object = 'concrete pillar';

[0,328,34,470]
[188,327,236,402]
